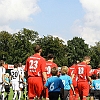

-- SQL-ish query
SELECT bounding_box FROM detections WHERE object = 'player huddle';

[1,45,100,100]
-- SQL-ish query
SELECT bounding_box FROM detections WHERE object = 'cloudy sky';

[0,0,100,46]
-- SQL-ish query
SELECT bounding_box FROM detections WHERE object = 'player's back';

[46,61,58,78]
[94,68,100,76]
[76,62,90,82]
[25,54,46,77]
[92,79,100,90]
[59,74,72,90]
[18,67,24,80]
[11,68,20,82]
[18,67,24,74]
[68,64,76,77]
[46,76,63,92]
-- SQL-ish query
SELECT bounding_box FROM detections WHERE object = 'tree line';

[0,28,100,68]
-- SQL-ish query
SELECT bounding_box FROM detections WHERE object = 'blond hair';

[61,66,68,75]
[5,73,9,77]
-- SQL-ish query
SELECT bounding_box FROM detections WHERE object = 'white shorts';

[0,84,5,92]
[12,81,20,91]
[19,83,23,88]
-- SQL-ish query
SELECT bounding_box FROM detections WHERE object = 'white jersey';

[18,67,24,82]
[0,66,6,83]
[11,68,20,82]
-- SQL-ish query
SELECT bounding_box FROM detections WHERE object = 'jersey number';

[47,66,51,74]
[78,67,84,74]
[71,70,74,75]
[50,82,54,91]
[62,80,65,86]
[12,72,18,79]
[29,60,38,72]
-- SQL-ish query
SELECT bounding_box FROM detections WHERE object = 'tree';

[89,42,100,68]
[36,35,68,66]
[0,31,13,63]
[11,28,39,64]
[1,29,99,68]
[67,37,90,66]
[0,28,39,64]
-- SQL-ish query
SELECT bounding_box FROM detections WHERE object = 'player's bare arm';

[42,72,47,81]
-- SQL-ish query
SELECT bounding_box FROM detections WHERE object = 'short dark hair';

[51,67,58,76]
[98,73,100,79]
[47,54,54,60]
[91,74,97,79]
[72,60,80,65]
[34,45,42,53]
[0,60,4,66]
[14,63,18,68]
[18,63,22,67]
[98,64,100,68]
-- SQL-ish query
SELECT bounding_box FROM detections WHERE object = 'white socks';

[13,91,17,100]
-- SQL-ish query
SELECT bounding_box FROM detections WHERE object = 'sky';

[0,0,100,46]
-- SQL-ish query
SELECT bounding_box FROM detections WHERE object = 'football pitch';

[7,88,59,100]
[7,88,90,100]
[5,87,26,100]
[6,88,46,100]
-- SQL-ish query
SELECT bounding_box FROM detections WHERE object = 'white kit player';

[10,63,21,100]
[0,60,6,100]
[18,63,24,89]
[18,63,24,98]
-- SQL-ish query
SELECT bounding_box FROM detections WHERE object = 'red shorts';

[73,79,77,87]
[28,77,43,98]
[77,81,89,97]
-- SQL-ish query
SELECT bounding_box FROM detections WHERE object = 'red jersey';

[45,61,58,78]
[93,68,100,76]
[25,54,46,77]
[89,69,94,76]
[75,62,91,82]
[68,64,76,76]
[68,64,78,87]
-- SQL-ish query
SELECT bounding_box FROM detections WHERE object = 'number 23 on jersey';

[29,60,38,72]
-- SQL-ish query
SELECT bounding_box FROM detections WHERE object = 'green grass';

[5,87,26,100]
[5,88,90,100]
[6,88,60,100]
[7,88,13,100]
[6,88,45,100]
